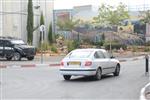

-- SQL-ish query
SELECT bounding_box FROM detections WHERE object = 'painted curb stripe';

[119,60,127,62]
[0,63,61,68]
[0,65,7,68]
[49,64,60,66]
[21,64,36,67]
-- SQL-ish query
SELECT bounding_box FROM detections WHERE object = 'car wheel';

[6,57,12,61]
[113,64,120,76]
[63,75,71,80]
[94,68,102,80]
[27,57,34,61]
[13,52,21,61]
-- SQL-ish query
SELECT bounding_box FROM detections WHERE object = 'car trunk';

[63,58,92,68]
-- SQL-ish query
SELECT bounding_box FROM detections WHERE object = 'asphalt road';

[0,59,149,100]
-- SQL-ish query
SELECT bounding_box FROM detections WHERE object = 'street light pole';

[40,25,45,64]
[41,30,44,64]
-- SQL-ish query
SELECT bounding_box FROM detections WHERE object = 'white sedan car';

[60,49,120,80]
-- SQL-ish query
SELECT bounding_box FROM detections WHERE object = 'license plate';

[68,62,81,65]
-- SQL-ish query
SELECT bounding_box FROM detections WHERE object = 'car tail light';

[85,61,92,66]
[60,61,64,66]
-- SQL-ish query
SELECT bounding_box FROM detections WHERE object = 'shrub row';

[104,42,127,50]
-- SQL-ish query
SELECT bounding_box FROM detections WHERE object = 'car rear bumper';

[60,68,96,76]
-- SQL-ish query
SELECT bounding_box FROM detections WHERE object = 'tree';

[140,10,150,24]
[101,33,105,41]
[93,3,129,54]
[93,3,129,27]
[48,23,53,44]
[40,11,45,25]
[27,0,34,44]
[57,19,79,31]
[57,19,80,47]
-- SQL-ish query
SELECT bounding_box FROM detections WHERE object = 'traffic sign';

[40,25,45,32]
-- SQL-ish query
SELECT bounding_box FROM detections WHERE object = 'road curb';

[119,56,144,62]
[132,56,144,61]
[0,56,144,69]
[119,60,127,62]
[0,65,7,68]
[21,64,36,67]
[0,63,60,68]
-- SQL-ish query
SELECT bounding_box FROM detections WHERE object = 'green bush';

[145,41,150,46]
[144,47,150,52]
[67,40,79,52]
[82,38,92,44]
[93,41,105,47]
[132,46,138,52]
[104,42,127,50]
[41,42,50,51]
[51,45,58,53]
[67,41,74,52]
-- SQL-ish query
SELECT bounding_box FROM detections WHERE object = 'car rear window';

[68,51,93,59]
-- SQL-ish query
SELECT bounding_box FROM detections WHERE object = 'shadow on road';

[0,58,33,61]
[64,74,116,82]
[0,59,29,61]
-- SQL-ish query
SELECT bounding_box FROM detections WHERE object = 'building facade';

[0,0,3,36]
[0,0,54,47]
[53,9,73,34]
[73,5,97,21]
[53,5,97,39]
[0,0,27,39]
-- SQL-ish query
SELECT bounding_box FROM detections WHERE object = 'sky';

[54,0,150,10]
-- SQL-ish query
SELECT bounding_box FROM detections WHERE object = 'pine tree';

[48,23,53,44]
[27,0,34,44]
[40,12,44,25]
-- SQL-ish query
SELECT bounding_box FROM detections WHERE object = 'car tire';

[6,57,12,61]
[13,52,21,61]
[113,64,120,76]
[63,75,71,80]
[94,68,102,80]
[27,56,34,61]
